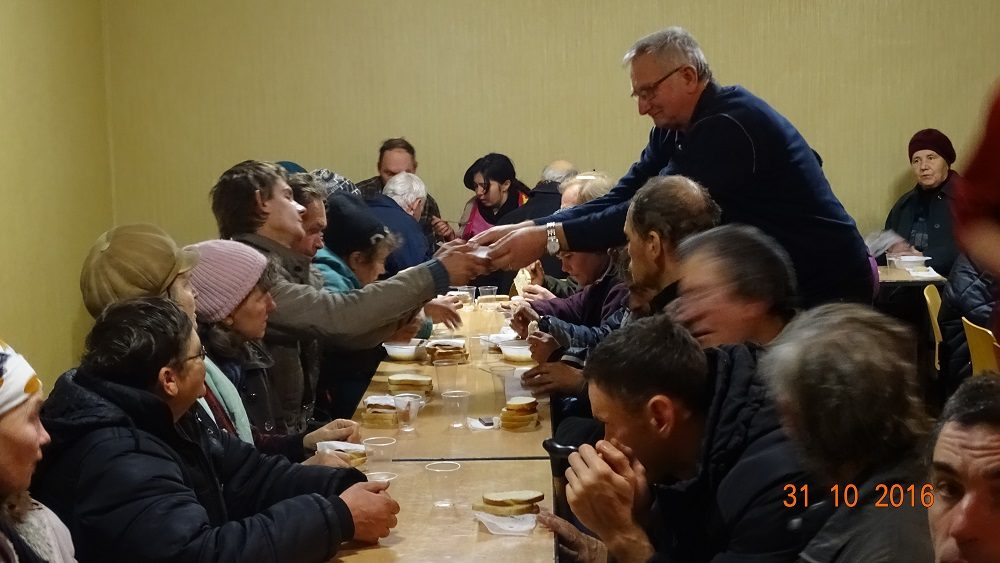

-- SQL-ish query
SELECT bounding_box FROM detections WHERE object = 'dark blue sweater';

[366,194,431,277]
[538,82,871,306]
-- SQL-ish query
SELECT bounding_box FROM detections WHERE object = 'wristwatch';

[545,222,560,256]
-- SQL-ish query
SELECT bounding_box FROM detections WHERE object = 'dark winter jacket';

[648,345,826,562]
[939,254,996,389]
[537,82,872,306]
[31,370,364,563]
[530,263,627,330]
[366,194,431,277]
[884,171,959,275]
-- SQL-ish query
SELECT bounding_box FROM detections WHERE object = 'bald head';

[540,160,578,184]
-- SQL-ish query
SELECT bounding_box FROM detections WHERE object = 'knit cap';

[186,240,268,323]
[0,339,43,418]
[908,129,956,164]
[324,191,390,257]
[80,224,198,318]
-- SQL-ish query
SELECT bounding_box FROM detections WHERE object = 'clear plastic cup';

[425,461,462,507]
[434,359,461,392]
[362,436,397,467]
[393,393,422,432]
[441,390,471,429]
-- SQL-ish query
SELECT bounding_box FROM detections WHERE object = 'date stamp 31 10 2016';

[782,483,935,509]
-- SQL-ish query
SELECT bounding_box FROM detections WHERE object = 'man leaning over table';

[539,314,825,563]
[476,26,872,308]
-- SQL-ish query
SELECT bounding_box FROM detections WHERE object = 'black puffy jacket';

[649,345,828,562]
[31,370,364,563]
[939,255,996,390]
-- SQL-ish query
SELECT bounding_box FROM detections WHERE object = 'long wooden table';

[341,308,557,561]
[878,265,946,285]
[334,460,555,563]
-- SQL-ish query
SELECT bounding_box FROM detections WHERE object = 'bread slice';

[473,502,540,516]
[505,396,538,412]
[482,490,545,507]
[500,409,538,423]
[362,411,398,428]
[387,374,433,386]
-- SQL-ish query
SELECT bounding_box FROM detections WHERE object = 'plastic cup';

[362,437,397,468]
[451,286,476,309]
[434,359,462,392]
[365,472,398,483]
[441,390,471,429]
[425,461,462,507]
[478,286,499,311]
[393,393,422,432]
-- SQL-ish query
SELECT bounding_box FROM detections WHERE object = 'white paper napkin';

[472,512,537,536]
[467,416,500,430]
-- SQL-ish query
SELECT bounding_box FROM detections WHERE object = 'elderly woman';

[314,192,459,419]
[186,240,360,465]
[79,223,252,443]
[884,128,960,275]
[762,304,934,562]
[0,342,75,563]
[32,298,397,562]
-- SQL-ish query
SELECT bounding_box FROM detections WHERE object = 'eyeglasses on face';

[631,64,687,102]
[181,346,207,364]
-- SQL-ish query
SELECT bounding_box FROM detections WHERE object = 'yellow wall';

[104,0,1000,244]
[4,1,1000,386]
[1,0,111,387]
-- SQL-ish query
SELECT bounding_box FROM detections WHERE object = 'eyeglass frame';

[180,346,208,365]
[631,64,688,102]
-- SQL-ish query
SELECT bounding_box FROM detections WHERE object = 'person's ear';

[647,395,675,437]
[679,65,700,92]
[158,365,181,399]
[645,230,663,260]
[500,180,511,194]
[254,189,266,212]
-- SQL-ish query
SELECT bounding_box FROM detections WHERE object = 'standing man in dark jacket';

[884,129,960,275]
[540,314,824,562]
[478,26,871,307]
[32,298,398,563]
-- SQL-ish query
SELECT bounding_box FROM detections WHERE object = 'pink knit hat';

[186,240,268,323]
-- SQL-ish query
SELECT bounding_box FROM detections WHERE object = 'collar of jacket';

[315,247,362,290]
[688,81,723,128]
[649,281,679,313]
[233,232,312,281]
[798,456,927,562]
[529,180,562,196]
[74,370,179,439]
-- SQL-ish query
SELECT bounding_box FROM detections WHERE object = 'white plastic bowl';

[498,339,534,363]
[889,255,931,271]
[382,339,425,361]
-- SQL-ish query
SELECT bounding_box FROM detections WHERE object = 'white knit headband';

[0,340,43,418]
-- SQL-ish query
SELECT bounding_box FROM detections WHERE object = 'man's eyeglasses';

[631,65,686,102]
[181,346,207,364]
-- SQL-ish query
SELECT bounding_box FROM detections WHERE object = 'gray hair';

[382,172,427,208]
[559,171,615,204]
[623,26,713,82]
[541,162,578,184]
[761,304,931,479]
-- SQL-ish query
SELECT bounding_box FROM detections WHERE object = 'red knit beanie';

[908,129,956,164]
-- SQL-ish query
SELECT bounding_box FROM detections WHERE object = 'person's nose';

[295,201,306,214]
[949,492,990,544]
[265,293,277,313]
[637,96,652,116]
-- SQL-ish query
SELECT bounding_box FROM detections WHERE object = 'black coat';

[31,370,364,563]
[649,345,827,562]
[939,254,996,390]
[884,171,960,275]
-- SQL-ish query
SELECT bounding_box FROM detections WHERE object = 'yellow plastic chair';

[962,317,999,375]
[923,285,943,371]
